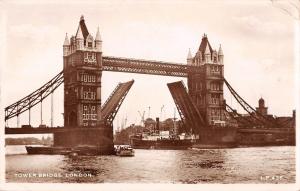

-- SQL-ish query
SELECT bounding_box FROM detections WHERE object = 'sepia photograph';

[0,0,299,190]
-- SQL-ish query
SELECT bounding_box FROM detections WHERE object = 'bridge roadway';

[102,56,203,77]
[5,127,108,134]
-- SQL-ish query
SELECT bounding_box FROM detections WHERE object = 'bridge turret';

[85,34,94,49]
[218,44,224,65]
[194,50,202,66]
[63,15,103,128]
[187,48,193,65]
[63,33,70,56]
[95,27,102,52]
[187,33,226,126]
[204,44,211,63]
[75,25,84,50]
[259,97,265,108]
[212,49,218,63]
[70,36,75,54]
[256,97,268,116]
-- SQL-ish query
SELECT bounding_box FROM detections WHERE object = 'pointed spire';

[187,48,192,59]
[63,33,69,46]
[204,44,211,55]
[76,25,84,39]
[218,44,223,55]
[95,26,102,52]
[198,33,212,54]
[80,15,84,21]
[95,26,101,41]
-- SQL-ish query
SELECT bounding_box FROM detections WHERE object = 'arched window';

[86,34,94,49]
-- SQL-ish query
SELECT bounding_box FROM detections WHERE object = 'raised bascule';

[4,16,295,153]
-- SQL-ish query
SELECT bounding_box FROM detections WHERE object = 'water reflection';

[6,146,295,183]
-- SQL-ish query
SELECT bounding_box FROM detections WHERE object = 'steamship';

[130,132,194,150]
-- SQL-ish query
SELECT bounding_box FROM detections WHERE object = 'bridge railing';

[102,56,204,77]
[5,71,64,123]
[224,78,281,128]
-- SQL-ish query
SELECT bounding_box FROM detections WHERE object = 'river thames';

[5,146,295,183]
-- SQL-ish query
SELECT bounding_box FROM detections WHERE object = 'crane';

[148,106,151,118]
[160,105,165,120]
[138,110,145,126]
[173,107,178,135]
[124,115,127,129]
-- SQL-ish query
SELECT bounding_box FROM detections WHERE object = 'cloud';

[233,15,293,37]
[8,24,61,42]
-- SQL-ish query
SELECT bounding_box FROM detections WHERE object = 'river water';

[5,145,295,183]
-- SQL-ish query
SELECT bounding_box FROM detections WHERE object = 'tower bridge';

[4,16,295,152]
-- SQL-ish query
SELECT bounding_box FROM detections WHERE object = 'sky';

[0,0,298,135]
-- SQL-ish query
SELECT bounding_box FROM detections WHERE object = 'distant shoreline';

[5,137,53,146]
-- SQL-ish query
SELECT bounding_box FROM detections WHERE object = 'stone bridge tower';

[54,16,113,153]
[187,34,226,127]
[63,15,102,127]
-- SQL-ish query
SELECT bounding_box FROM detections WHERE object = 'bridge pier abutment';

[53,126,114,155]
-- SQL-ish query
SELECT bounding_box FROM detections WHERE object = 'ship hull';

[130,139,193,150]
[26,146,71,155]
[25,146,113,155]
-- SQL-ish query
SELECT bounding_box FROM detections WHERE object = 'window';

[83,105,88,120]
[84,52,97,64]
[88,42,93,48]
[211,66,221,75]
[211,109,221,121]
[83,88,96,100]
[211,94,220,104]
[211,82,221,91]
[82,74,96,83]
[214,56,217,62]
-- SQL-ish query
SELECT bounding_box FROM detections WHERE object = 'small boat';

[115,145,135,157]
[68,151,78,158]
